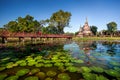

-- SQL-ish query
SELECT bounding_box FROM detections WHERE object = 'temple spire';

[86,17,88,23]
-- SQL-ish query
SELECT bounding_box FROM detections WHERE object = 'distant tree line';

[2,10,71,34]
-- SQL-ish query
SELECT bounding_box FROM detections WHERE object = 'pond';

[0,40,120,80]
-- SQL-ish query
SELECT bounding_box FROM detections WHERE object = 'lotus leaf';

[81,66,91,73]
[24,76,38,80]
[16,60,26,64]
[57,73,71,80]
[0,74,7,80]
[28,61,37,66]
[5,75,19,80]
[82,72,96,80]
[96,75,108,80]
[46,71,57,77]
[90,66,104,73]
[36,60,44,63]
[105,69,120,77]
[61,60,69,63]
[59,56,67,60]
[35,63,44,67]
[110,61,120,66]
[43,60,52,63]
[35,72,46,80]
[66,66,77,72]
[54,63,64,67]
[30,68,40,75]
[64,63,73,66]
[0,67,6,71]
[16,69,30,76]
[44,64,53,67]
[26,57,33,61]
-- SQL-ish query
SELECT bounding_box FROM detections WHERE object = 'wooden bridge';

[0,30,72,43]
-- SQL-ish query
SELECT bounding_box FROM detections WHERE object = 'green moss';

[57,73,71,80]
[5,75,19,80]
[16,69,30,76]
[35,72,46,80]
[46,71,57,77]
[0,74,7,80]
[24,76,38,80]
[90,66,104,73]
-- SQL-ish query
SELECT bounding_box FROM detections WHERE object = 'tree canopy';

[90,26,97,35]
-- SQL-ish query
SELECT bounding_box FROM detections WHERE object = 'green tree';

[50,10,71,34]
[107,22,117,37]
[90,26,97,35]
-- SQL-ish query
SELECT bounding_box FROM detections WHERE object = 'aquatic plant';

[35,72,46,80]
[96,75,108,80]
[64,63,73,66]
[58,66,66,72]
[6,62,15,69]
[66,66,78,72]
[29,68,40,75]
[71,59,84,63]
[46,71,57,77]
[82,72,96,80]
[57,73,71,80]
[19,62,27,66]
[44,64,53,67]
[0,74,7,80]
[90,66,104,73]
[81,66,91,73]
[35,63,44,67]
[109,61,120,66]
[16,69,30,76]
[105,69,120,77]
[114,67,120,72]
[34,56,43,60]
[24,76,38,80]
[5,75,19,80]
[28,60,37,66]
[0,67,6,71]
[45,77,53,80]
[54,63,64,67]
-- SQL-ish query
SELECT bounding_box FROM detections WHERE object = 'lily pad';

[81,66,91,73]
[57,73,71,80]
[96,75,108,80]
[30,68,40,75]
[24,76,38,80]
[0,67,6,71]
[45,77,53,80]
[71,59,84,63]
[44,64,53,67]
[0,74,7,80]
[105,69,120,77]
[82,72,96,80]
[54,63,64,67]
[46,71,57,77]
[5,75,19,80]
[64,63,73,66]
[35,63,44,67]
[66,66,77,72]
[90,66,104,73]
[35,72,46,80]
[16,69,30,76]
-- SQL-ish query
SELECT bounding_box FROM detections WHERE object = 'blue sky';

[0,0,120,33]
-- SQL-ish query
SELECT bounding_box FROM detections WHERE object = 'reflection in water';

[64,41,120,68]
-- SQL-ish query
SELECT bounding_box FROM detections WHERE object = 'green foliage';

[30,68,40,75]
[4,15,40,32]
[90,66,104,73]
[82,73,96,80]
[66,66,78,72]
[0,67,6,71]
[81,66,91,73]
[16,69,30,76]
[35,72,46,80]
[105,69,120,77]
[24,76,38,80]
[90,26,97,35]
[107,22,117,36]
[96,75,108,80]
